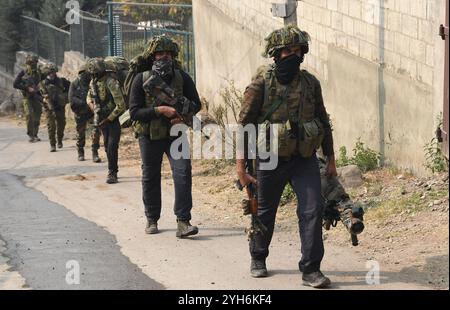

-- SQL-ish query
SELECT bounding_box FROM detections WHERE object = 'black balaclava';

[152,58,174,83]
[80,72,91,87]
[275,53,303,85]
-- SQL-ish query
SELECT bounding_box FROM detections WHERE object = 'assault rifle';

[143,73,196,128]
[319,158,365,246]
[235,160,267,239]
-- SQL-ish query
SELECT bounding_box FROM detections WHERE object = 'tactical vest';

[257,65,324,159]
[21,68,41,97]
[71,77,90,114]
[95,74,118,118]
[133,69,184,140]
[44,77,68,107]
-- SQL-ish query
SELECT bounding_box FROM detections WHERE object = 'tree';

[39,0,107,28]
[0,0,43,72]
[115,0,193,30]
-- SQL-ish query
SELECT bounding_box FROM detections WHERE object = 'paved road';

[0,118,431,290]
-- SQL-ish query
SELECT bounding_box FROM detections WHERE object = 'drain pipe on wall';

[377,0,386,165]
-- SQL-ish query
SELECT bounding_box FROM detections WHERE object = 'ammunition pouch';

[298,118,324,158]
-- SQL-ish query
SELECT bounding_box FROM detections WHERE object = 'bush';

[280,183,296,206]
[336,146,350,167]
[336,138,381,172]
[424,137,448,173]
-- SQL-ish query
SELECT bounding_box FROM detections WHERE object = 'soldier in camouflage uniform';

[86,58,126,184]
[69,64,101,162]
[13,53,43,142]
[236,26,337,288]
[39,63,70,152]
[129,35,202,238]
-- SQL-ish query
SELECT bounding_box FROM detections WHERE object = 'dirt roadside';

[116,127,449,290]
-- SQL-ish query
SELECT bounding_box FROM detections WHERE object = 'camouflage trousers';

[23,97,42,138]
[45,107,66,147]
[75,113,100,151]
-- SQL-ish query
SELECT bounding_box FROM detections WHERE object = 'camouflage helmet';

[142,35,179,59]
[41,62,58,76]
[25,53,39,65]
[263,25,310,58]
[86,57,106,76]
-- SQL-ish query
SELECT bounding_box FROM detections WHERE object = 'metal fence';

[21,15,70,67]
[70,11,109,59]
[19,2,195,79]
[106,2,195,78]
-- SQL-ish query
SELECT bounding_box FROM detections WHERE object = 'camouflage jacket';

[39,76,70,110]
[239,65,335,157]
[13,69,43,98]
[87,74,126,122]
[69,76,91,115]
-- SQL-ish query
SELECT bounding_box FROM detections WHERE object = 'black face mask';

[275,54,302,85]
[152,58,174,82]
[80,72,91,86]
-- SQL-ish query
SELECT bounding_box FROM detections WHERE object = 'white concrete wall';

[193,0,447,175]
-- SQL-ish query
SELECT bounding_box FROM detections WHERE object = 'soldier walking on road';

[39,63,70,152]
[129,35,202,238]
[236,26,337,288]
[69,64,101,162]
[13,53,44,143]
[87,58,126,184]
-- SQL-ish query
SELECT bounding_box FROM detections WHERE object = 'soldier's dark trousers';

[23,97,42,138]
[75,113,100,151]
[45,108,66,146]
[250,155,324,274]
[101,119,121,173]
[138,135,193,222]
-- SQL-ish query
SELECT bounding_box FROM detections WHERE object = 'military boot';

[176,220,198,238]
[77,148,85,161]
[302,271,331,288]
[28,136,35,143]
[250,259,268,278]
[50,145,56,152]
[34,136,41,142]
[145,219,159,234]
[106,171,118,184]
[57,140,63,149]
[92,149,101,163]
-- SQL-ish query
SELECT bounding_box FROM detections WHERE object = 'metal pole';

[284,0,298,26]
[108,3,115,56]
[377,0,386,165]
[81,14,85,57]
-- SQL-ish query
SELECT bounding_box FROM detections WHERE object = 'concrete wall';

[193,0,447,175]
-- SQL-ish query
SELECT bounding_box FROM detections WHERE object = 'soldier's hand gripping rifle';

[23,76,45,106]
[235,160,267,239]
[143,73,198,129]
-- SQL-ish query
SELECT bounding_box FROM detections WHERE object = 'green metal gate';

[106,1,195,79]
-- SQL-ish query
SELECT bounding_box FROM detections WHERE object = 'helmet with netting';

[86,58,106,76]
[41,62,58,76]
[263,25,310,58]
[25,53,39,65]
[142,35,179,60]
